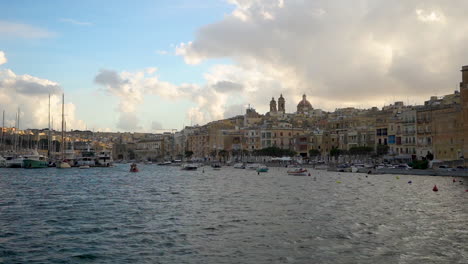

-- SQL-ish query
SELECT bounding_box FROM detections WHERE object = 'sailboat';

[57,93,71,169]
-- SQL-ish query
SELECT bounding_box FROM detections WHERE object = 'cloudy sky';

[1,0,467,132]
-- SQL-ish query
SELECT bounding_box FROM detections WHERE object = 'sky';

[1,0,468,132]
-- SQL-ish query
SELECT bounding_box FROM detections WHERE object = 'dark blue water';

[1,165,467,263]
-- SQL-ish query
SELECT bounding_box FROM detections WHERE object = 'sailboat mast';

[61,93,65,161]
[1,110,4,150]
[48,94,51,158]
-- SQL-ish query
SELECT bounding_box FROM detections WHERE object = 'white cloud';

[175,0,468,111]
[0,20,54,38]
[0,51,6,65]
[59,18,93,26]
[0,69,85,130]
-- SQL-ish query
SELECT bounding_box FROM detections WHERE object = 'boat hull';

[23,159,48,169]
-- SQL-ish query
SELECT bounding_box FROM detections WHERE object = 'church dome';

[297,94,313,112]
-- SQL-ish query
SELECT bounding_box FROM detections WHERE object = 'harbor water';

[0,165,467,263]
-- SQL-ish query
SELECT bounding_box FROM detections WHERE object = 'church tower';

[278,94,285,113]
[270,97,277,112]
[460,65,468,161]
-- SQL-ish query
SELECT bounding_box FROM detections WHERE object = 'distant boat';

[256,165,269,173]
[130,163,139,172]
[233,163,245,169]
[79,165,90,169]
[287,168,309,176]
[211,163,221,170]
[158,161,172,166]
[246,163,260,170]
[181,163,198,171]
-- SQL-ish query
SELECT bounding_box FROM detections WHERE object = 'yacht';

[96,150,113,167]
[75,157,96,167]
[5,155,24,168]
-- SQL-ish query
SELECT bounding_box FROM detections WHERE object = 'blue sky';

[1,0,233,131]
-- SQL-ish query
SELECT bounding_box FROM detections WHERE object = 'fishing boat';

[181,163,198,171]
[256,165,269,173]
[233,163,245,169]
[23,152,48,169]
[287,168,309,176]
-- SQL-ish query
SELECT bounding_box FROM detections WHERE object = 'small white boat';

[287,168,309,176]
[79,165,90,169]
[246,163,260,170]
[233,163,245,169]
[158,161,172,166]
[181,163,198,171]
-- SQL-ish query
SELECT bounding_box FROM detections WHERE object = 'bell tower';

[278,94,285,113]
[270,97,277,113]
[460,65,468,161]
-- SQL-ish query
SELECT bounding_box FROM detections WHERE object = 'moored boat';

[181,163,198,171]
[287,168,309,176]
[246,163,260,170]
[233,163,245,169]
[211,163,221,170]
[256,165,269,173]
[158,161,172,166]
[23,154,48,169]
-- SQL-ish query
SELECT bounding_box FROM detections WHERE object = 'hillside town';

[2,66,468,168]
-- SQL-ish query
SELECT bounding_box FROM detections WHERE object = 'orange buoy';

[433,185,438,192]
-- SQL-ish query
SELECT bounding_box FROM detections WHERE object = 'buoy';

[433,185,438,192]
[453,179,457,183]
[396,176,400,179]
[308,173,311,176]
[408,180,412,184]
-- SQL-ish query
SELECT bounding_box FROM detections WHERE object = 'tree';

[376,144,389,156]
[309,149,321,157]
[426,151,434,161]
[219,149,229,162]
[330,147,342,157]
[349,146,374,156]
[185,150,194,159]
